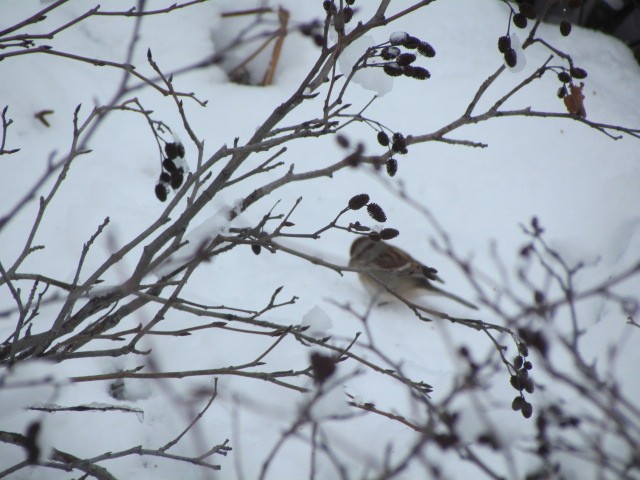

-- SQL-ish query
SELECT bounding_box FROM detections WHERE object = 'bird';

[349,236,478,310]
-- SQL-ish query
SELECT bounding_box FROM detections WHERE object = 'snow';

[1,0,639,479]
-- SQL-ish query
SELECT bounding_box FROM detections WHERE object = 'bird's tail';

[430,285,479,310]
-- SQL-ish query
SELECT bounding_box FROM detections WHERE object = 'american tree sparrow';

[349,236,478,310]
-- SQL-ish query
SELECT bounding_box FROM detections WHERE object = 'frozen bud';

[402,35,421,49]
[366,203,387,222]
[251,244,261,255]
[379,228,399,240]
[560,20,572,36]
[350,221,370,232]
[389,31,408,45]
[155,183,169,202]
[497,35,511,53]
[417,41,436,57]
[348,193,370,210]
[570,67,587,79]
[504,48,517,67]
[558,71,571,83]
[383,63,403,77]
[513,13,528,29]
[386,158,398,176]
[521,401,533,419]
[396,52,417,66]
[377,131,390,146]
[163,158,177,172]
[380,46,401,60]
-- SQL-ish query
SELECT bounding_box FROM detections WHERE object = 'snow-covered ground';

[1,1,639,479]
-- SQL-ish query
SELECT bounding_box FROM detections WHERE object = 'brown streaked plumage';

[349,236,478,310]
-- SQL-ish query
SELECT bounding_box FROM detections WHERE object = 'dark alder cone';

[396,53,417,66]
[155,183,169,202]
[377,131,390,146]
[379,228,399,240]
[510,375,523,391]
[367,203,387,222]
[570,67,587,79]
[323,0,336,14]
[343,6,353,23]
[160,171,171,183]
[345,151,361,167]
[383,63,403,77]
[391,133,406,153]
[513,13,528,29]
[165,142,184,160]
[336,134,350,148]
[403,65,430,80]
[519,328,548,357]
[24,422,41,464]
[380,46,401,60]
[386,158,398,176]
[524,361,533,370]
[346,0,355,4]
[497,35,511,53]
[560,20,572,36]
[251,244,261,255]
[523,378,535,393]
[310,352,336,384]
[170,169,184,189]
[368,231,381,241]
[514,355,524,369]
[401,35,421,49]
[558,71,571,83]
[518,342,529,357]
[504,48,517,67]
[512,396,526,411]
[433,433,458,449]
[521,401,533,419]
[519,2,536,20]
[163,158,177,173]
[348,193,370,210]
[299,22,314,36]
[313,34,324,47]
[417,41,436,57]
